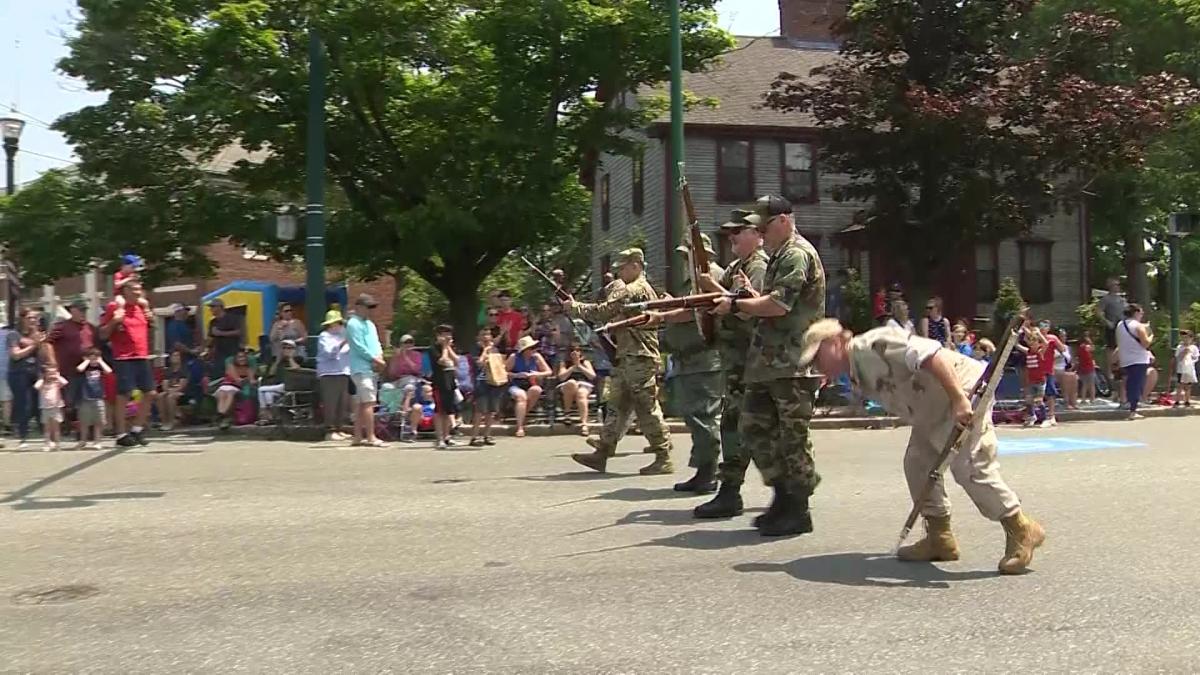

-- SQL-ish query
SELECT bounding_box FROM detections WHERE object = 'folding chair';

[272,368,318,440]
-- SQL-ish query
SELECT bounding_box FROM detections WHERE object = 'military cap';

[752,194,793,221]
[611,248,645,270]
[719,209,763,230]
[675,232,716,256]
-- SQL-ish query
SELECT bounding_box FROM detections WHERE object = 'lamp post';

[1,116,25,196]
[1168,212,1197,346]
[304,30,327,352]
[668,0,685,293]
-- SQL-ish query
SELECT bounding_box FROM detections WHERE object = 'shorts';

[557,379,595,394]
[1079,371,1097,389]
[473,383,504,414]
[78,399,106,426]
[0,378,10,403]
[1027,381,1047,400]
[431,383,460,416]
[41,407,64,425]
[351,373,378,404]
[115,359,155,397]
[1105,327,1118,349]
[508,381,536,398]
[1045,374,1060,398]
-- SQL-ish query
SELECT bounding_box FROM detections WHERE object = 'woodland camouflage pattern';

[744,235,826,384]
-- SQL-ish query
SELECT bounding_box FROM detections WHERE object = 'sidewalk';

[169,397,1199,441]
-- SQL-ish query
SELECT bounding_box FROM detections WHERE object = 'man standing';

[654,233,724,494]
[677,211,769,518]
[346,293,386,447]
[1095,277,1127,381]
[712,195,825,537]
[207,299,244,376]
[801,319,1046,574]
[47,300,98,437]
[565,248,673,475]
[100,282,156,447]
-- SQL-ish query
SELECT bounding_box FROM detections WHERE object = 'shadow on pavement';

[542,485,697,509]
[560,526,776,558]
[9,491,166,511]
[733,552,996,589]
[0,447,132,506]
[518,472,638,483]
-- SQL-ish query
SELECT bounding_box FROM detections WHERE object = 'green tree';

[764,1,1198,297]
[12,0,732,340]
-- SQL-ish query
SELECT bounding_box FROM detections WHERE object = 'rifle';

[626,292,734,313]
[519,255,618,364]
[891,308,1029,554]
[597,314,652,334]
[679,168,717,345]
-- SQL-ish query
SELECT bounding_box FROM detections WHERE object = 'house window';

[782,142,816,202]
[717,139,753,203]
[798,231,822,251]
[631,151,644,216]
[1019,241,1053,304]
[975,242,999,302]
[600,174,611,232]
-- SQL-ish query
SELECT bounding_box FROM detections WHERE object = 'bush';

[842,268,873,333]
[1074,300,1106,342]
[993,277,1025,340]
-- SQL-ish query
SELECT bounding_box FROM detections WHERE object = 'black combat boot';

[752,484,789,530]
[673,462,717,494]
[759,489,813,537]
[693,482,744,519]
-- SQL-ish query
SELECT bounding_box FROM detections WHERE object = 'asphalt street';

[2,418,1198,673]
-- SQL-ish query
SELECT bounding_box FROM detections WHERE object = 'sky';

[0,0,780,185]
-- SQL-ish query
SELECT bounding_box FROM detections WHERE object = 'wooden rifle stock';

[627,292,729,312]
[679,171,717,345]
[519,255,618,364]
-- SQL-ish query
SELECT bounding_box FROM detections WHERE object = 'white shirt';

[317,329,351,377]
[1176,343,1199,375]
[1115,319,1152,367]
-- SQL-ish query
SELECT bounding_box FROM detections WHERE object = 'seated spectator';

[405,383,437,442]
[257,339,303,424]
[556,344,596,436]
[469,328,504,447]
[505,336,552,438]
[385,334,427,403]
[215,349,257,429]
[159,349,190,432]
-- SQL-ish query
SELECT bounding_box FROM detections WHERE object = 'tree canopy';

[0,0,732,336]
[765,0,1199,294]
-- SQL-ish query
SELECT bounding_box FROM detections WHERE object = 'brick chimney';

[779,0,846,42]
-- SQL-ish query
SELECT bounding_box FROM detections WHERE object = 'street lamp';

[1168,212,1198,345]
[1,116,26,196]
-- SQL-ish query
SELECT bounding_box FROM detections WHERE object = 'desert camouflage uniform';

[715,249,768,486]
[849,327,1021,520]
[662,260,725,469]
[569,273,671,456]
[740,234,825,494]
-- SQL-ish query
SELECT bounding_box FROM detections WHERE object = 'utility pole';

[1168,213,1197,346]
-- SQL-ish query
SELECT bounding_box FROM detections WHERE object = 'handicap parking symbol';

[999,437,1146,456]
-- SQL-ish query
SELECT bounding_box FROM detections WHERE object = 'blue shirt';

[165,318,194,352]
[345,315,382,375]
[317,329,351,377]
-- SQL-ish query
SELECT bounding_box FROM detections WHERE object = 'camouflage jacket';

[570,275,659,361]
[717,249,768,374]
[849,327,986,439]
[744,235,826,383]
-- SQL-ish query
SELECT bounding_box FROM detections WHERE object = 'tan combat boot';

[585,437,616,457]
[571,451,608,472]
[639,451,674,475]
[897,515,960,562]
[998,511,1046,574]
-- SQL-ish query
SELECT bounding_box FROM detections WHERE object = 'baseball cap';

[676,233,716,256]
[611,248,645,270]
[400,333,415,343]
[208,298,225,308]
[752,195,793,221]
[68,299,88,311]
[281,338,297,348]
[799,318,847,369]
[356,293,378,308]
[719,209,762,230]
[169,303,188,314]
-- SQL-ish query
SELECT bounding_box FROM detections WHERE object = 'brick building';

[592,0,1089,324]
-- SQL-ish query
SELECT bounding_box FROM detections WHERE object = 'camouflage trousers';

[717,369,752,486]
[739,376,821,494]
[671,371,722,468]
[595,356,672,455]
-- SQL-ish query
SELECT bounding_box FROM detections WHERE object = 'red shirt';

[48,319,98,372]
[1078,343,1096,374]
[495,309,526,349]
[103,301,151,360]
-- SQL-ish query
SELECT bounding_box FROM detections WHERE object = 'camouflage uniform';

[714,248,769,486]
[740,234,826,495]
[848,327,1021,520]
[662,260,725,470]
[568,249,672,471]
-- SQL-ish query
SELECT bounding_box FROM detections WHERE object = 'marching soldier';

[656,233,724,494]
[799,319,1046,574]
[564,248,673,475]
[711,196,825,537]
